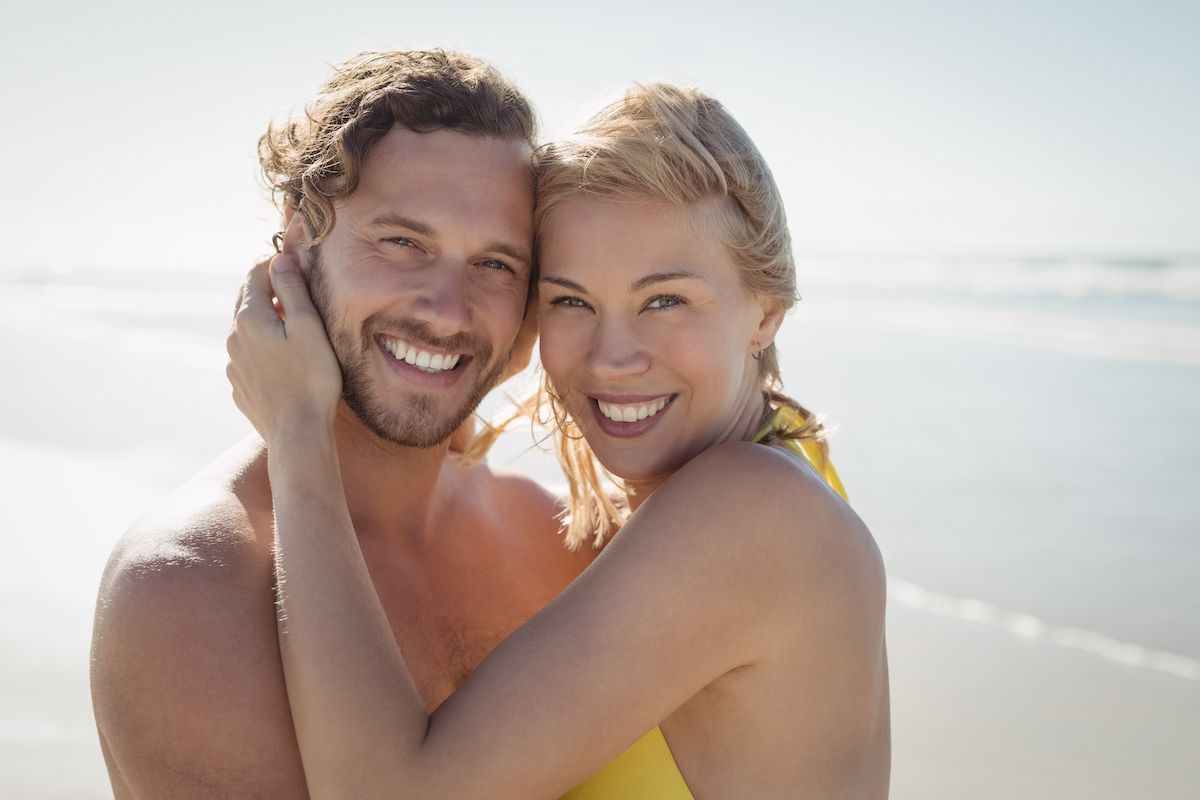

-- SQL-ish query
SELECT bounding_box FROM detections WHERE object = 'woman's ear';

[751,297,786,354]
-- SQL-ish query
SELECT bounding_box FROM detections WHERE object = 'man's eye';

[647,295,683,309]
[386,237,417,248]
[481,258,514,273]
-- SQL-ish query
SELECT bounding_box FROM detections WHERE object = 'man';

[90,50,594,798]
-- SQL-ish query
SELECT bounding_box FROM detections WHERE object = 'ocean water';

[4,257,1198,665]
[2,256,1198,796]
[780,255,1200,668]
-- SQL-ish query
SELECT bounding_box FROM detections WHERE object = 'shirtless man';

[90,50,594,798]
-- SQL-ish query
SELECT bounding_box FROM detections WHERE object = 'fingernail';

[272,255,295,274]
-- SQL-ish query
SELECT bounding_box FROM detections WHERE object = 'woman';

[227,83,889,799]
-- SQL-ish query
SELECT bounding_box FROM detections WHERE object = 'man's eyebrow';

[364,213,435,237]
[487,242,532,266]
[629,271,705,292]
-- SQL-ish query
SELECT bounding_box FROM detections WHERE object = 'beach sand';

[888,602,1200,798]
[2,265,1198,798]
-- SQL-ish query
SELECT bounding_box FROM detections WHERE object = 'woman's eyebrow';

[629,271,705,292]
[540,275,588,293]
[541,271,706,294]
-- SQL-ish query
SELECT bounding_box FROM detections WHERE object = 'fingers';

[268,254,322,334]
[228,256,283,375]
[232,282,247,319]
[232,255,272,320]
[244,256,279,316]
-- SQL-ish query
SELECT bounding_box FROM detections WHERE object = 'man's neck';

[331,401,454,546]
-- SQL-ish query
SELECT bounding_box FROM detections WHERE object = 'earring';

[271,231,285,253]
[751,346,763,360]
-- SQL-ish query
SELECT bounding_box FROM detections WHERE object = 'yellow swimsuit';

[560,406,847,799]
[752,405,848,502]
[560,727,693,800]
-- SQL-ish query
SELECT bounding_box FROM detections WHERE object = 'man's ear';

[752,296,787,354]
[281,206,311,271]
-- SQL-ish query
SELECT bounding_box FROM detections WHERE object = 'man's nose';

[587,315,651,381]
[409,258,472,336]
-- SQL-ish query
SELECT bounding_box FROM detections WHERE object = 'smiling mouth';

[595,396,673,423]
[379,335,463,374]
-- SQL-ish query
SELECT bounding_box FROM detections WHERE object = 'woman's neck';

[621,388,770,514]
[623,474,671,513]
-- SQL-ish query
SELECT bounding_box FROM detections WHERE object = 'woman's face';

[538,198,783,484]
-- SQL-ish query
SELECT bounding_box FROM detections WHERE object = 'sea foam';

[888,578,1200,681]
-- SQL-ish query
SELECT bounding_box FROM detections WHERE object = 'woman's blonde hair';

[466,83,828,548]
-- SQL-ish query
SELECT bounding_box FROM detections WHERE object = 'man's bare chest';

[365,547,566,711]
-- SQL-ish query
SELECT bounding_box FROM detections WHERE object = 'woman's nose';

[587,316,651,380]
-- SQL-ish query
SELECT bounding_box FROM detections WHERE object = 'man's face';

[297,127,534,448]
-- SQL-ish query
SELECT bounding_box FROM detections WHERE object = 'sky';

[1,0,1197,273]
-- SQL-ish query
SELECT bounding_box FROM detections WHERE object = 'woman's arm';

[227,258,887,800]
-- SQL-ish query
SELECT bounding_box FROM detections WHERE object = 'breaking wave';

[888,578,1200,682]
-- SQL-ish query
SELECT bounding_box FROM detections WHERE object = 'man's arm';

[91,509,310,799]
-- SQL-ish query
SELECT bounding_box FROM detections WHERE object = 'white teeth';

[598,397,670,422]
[382,338,461,373]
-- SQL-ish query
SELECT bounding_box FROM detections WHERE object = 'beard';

[306,245,512,448]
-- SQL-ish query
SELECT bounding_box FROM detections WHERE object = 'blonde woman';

[227,83,889,799]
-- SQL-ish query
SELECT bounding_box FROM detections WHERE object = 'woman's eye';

[646,295,684,309]
[549,295,589,309]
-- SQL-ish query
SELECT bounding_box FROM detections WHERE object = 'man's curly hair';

[259,49,537,242]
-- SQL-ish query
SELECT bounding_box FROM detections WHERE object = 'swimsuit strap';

[752,406,849,502]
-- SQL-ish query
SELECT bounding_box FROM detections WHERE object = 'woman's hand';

[226,254,343,446]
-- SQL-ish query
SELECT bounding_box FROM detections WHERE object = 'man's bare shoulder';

[99,435,274,596]
[484,464,565,524]
[92,435,308,799]
[448,456,596,566]
[444,452,557,526]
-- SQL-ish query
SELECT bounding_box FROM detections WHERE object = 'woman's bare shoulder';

[656,440,867,542]
[635,440,885,620]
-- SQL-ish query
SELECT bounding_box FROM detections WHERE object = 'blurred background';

[2,0,1197,797]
